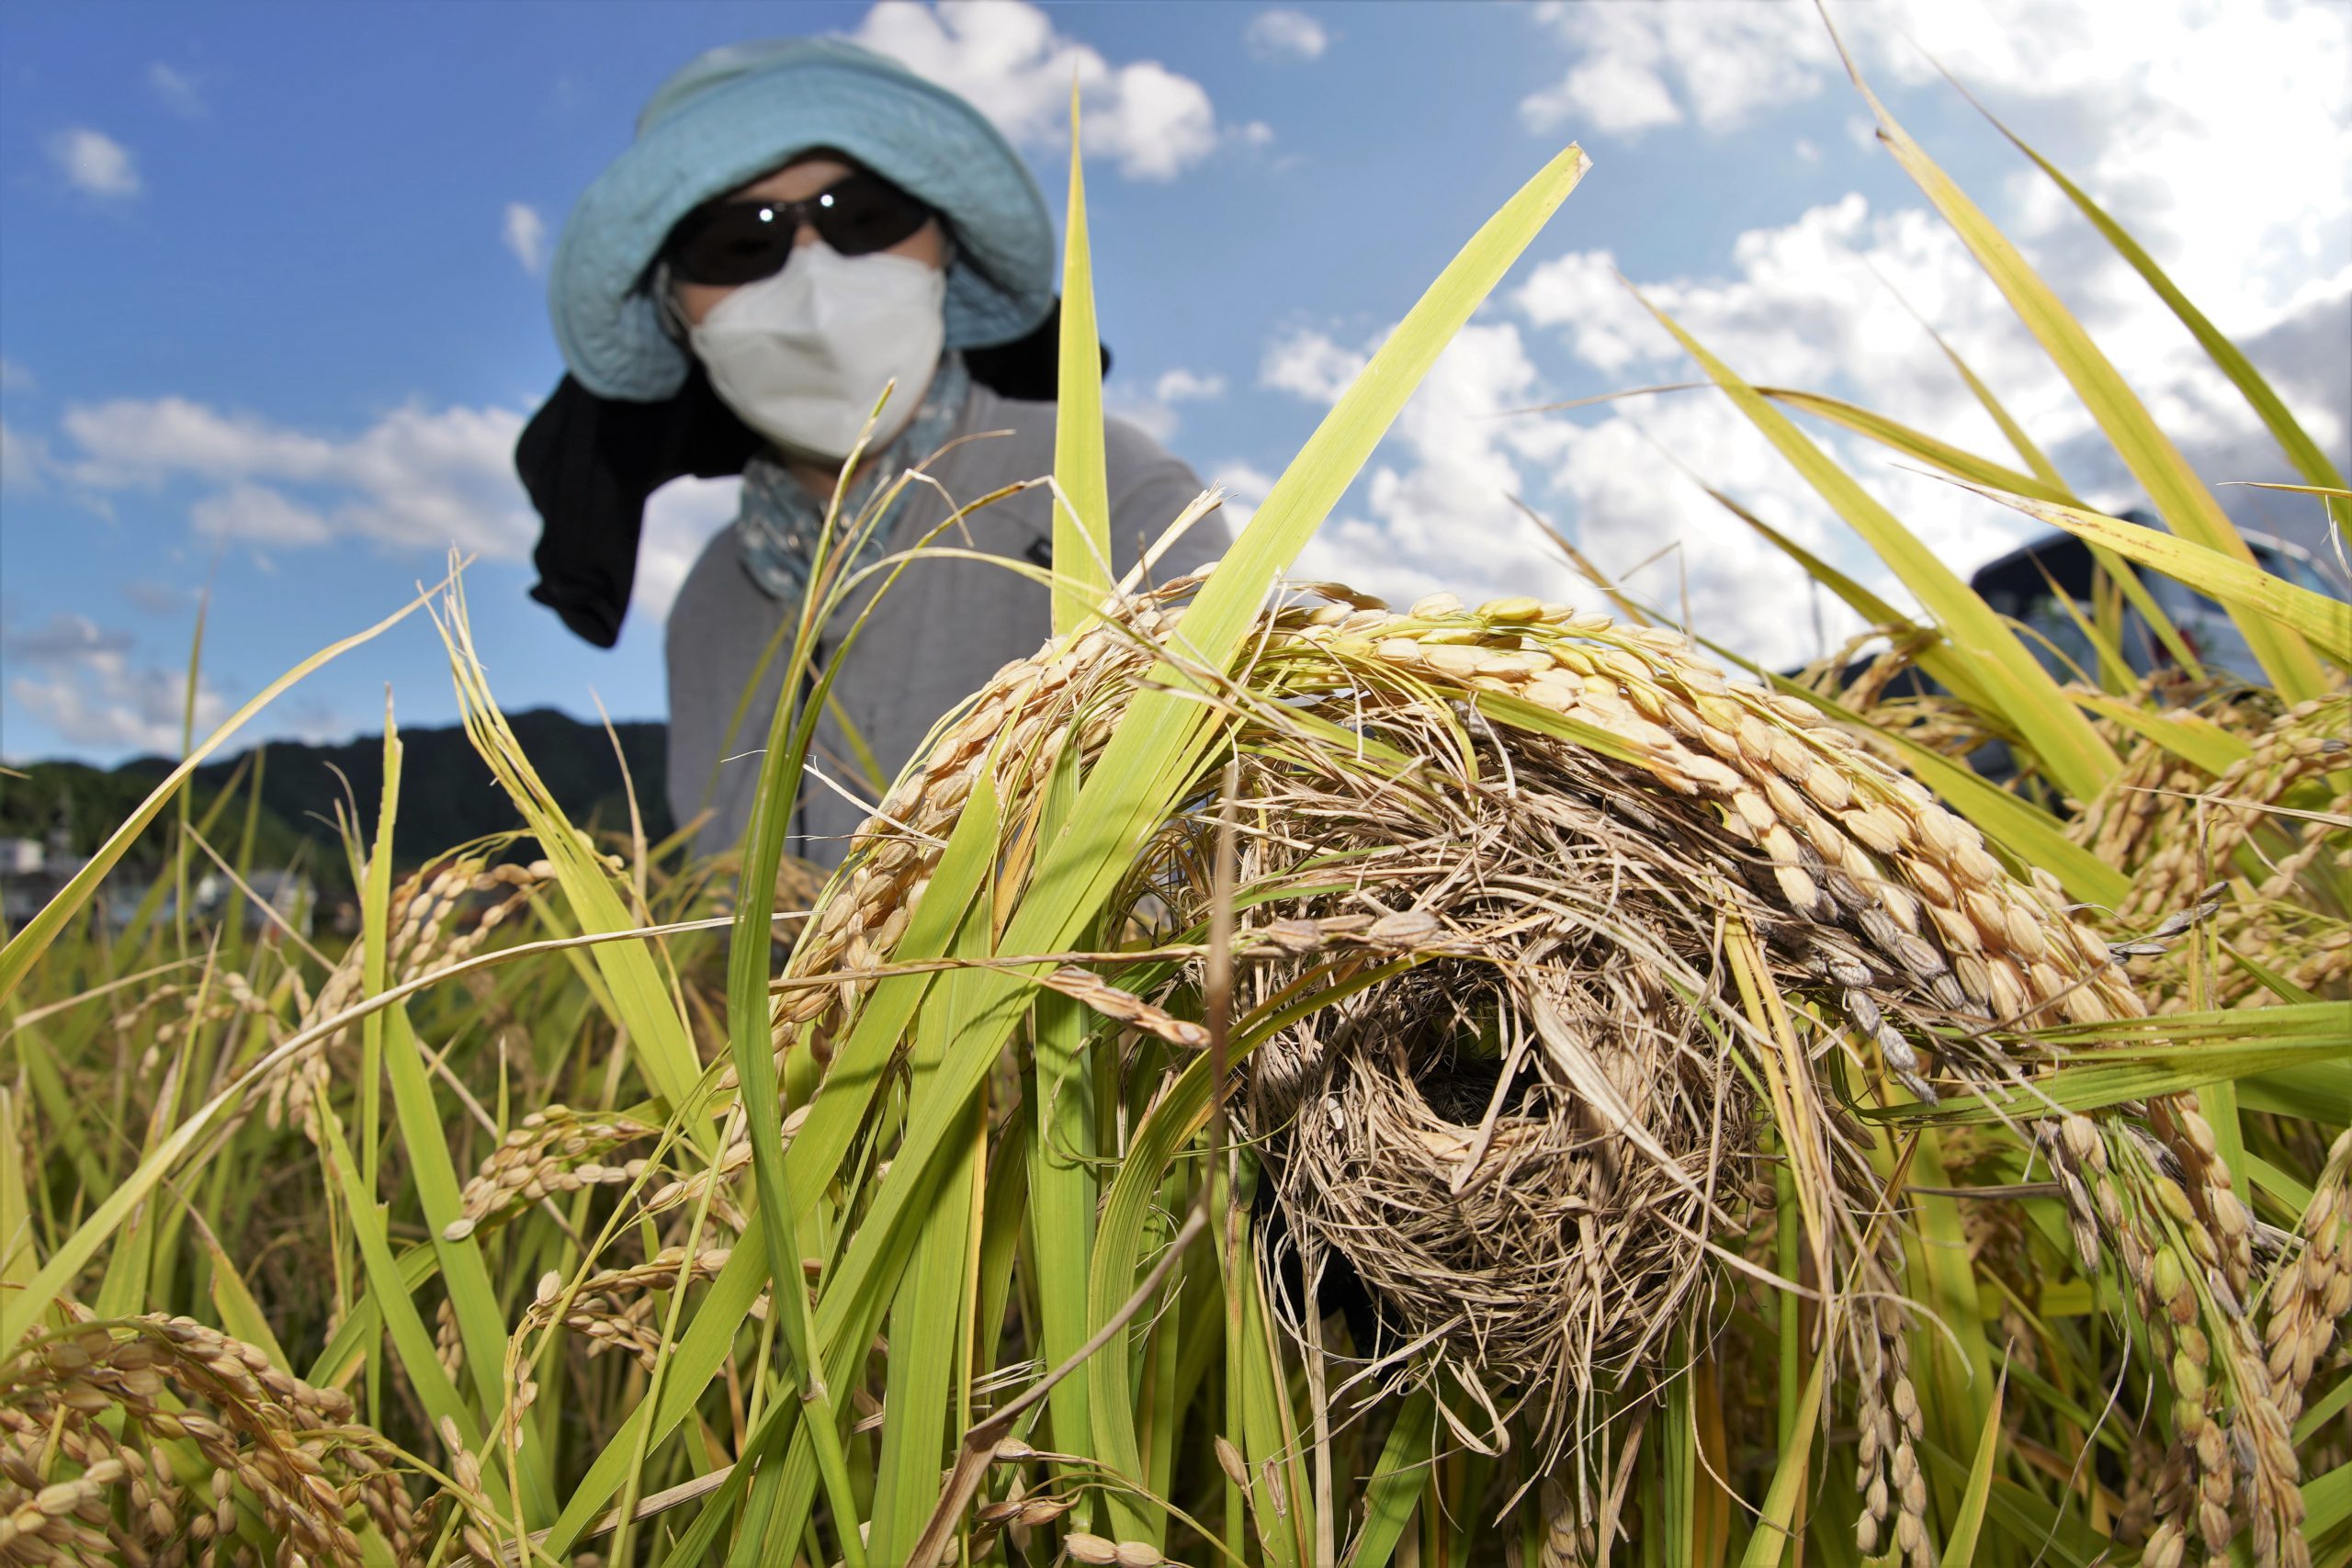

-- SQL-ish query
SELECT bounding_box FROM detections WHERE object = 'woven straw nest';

[772,567,2147,1456]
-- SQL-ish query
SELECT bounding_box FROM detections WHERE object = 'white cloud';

[1261,321,1602,614]
[1521,56,1678,138]
[1531,397,1895,671]
[1228,1,2352,670]
[1500,0,2352,650]
[1104,367,1230,444]
[1518,197,2034,414]
[1,421,52,491]
[1505,201,2104,655]
[1260,327,1369,402]
[4,614,133,666]
[1512,181,2349,565]
[147,63,207,118]
[1513,247,1645,375]
[5,618,228,757]
[1521,1,1833,136]
[312,406,536,558]
[1519,1,2352,345]
[1254,267,2064,667]
[633,476,742,623]
[853,1,1220,181]
[1208,460,1275,534]
[1154,367,1227,404]
[1246,9,1329,63]
[1104,396,1179,444]
[121,579,194,616]
[62,397,338,483]
[503,203,548,276]
[189,482,333,546]
[58,396,535,559]
[47,128,141,199]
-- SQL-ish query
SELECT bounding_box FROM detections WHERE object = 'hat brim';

[551,49,1056,401]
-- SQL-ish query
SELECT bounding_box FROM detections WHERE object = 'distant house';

[237,870,316,940]
[0,824,312,939]
[0,823,83,930]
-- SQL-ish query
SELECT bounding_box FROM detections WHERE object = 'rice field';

[2,37,2346,1568]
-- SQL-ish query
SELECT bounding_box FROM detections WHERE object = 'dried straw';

[770,574,2204,1541]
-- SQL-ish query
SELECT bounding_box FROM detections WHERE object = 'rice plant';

[2,34,2346,1568]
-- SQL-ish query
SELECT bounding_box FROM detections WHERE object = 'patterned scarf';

[732,352,973,607]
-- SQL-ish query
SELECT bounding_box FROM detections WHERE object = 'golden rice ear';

[1,1315,420,1562]
[781,571,2149,1480]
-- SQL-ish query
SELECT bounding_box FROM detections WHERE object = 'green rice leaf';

[1908,302,2069,490]
[381,999,558,1517]
[1089,1054,1214,1540]
[1922,1445,2104,1568]
[1762,386,2074,505]
[1970,89,2352,533]
[1052,78,1112,635]
[1903,1137,1995,1480]
[1229,1187,1308,1568]
[538,764,1003,1558]
[0,582,440,1007]
[305,1242,440,1386]
[866,893,991,1563]
[436,581,711,1140]
[2222,943,2322,1007]
[1470,689,1655,767]
[1634,290,2120,804]
[1700,484,2007,714]
[2240,1064,2352,1125]
[2025,999,2347,1047]
[1029,741,1101,1483]
[2065,689,2253,777]
[357,709,398,1194]
[1945,480,2352,665]
[198,1230,287,1373]
[314,1100,488,1470]
[1737,1354,1821,1568]
[0,1090,39,1299]
[1939,1361,2006,1567]
[1348,1389,1434,1568]
[2307,1456,2352,1540]
[1849,274,2230,678]
[1832,27,2330,701]
[1878,1039,2349,1126]
[2233,481,2352,501]
[2299,1381,2352,1450]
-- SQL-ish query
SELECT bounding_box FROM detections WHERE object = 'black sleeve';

[517,366,763,649]
[963,298,1109,400]
[516,301,1103,648]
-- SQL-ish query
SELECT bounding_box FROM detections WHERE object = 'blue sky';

[4,1,2346,763]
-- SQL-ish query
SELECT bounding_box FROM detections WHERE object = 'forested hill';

[2,711,673,891]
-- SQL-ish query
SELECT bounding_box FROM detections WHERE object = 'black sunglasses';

[661,172,935,288]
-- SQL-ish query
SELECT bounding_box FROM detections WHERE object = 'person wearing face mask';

[516,38,1228,864]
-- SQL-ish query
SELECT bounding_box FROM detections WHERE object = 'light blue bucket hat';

[548,38,1057,401]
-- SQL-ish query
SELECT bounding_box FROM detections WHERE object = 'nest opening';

[1213,707,1776,1448]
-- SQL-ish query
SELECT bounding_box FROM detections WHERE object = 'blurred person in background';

[516,38,1225,865]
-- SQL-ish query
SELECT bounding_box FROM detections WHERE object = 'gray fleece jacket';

[664,381,1229,863]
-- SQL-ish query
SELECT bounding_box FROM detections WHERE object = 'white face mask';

[686,244,948,463]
